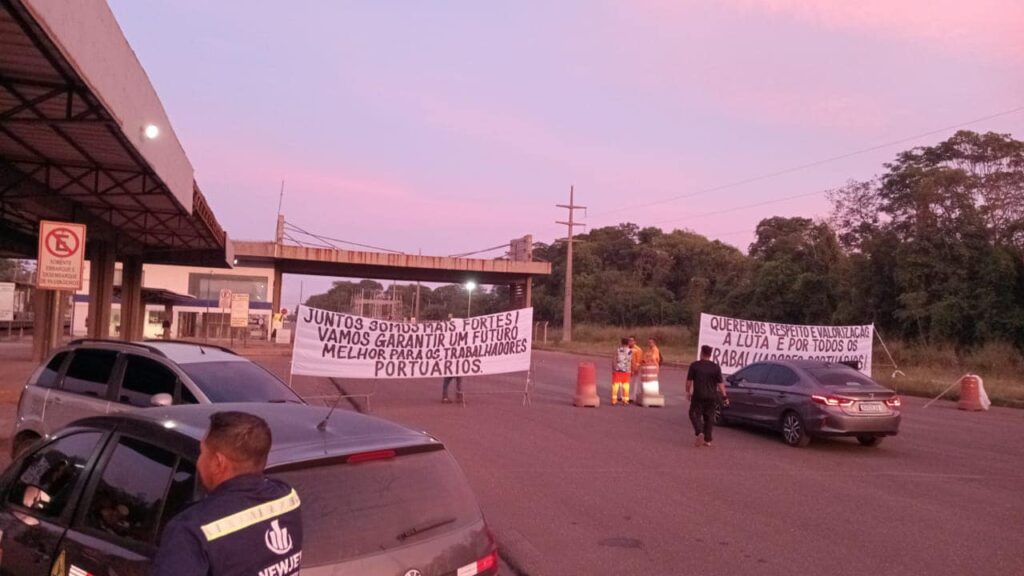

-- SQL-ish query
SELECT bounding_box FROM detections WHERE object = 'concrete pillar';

[120,256,144,341]
[163,303,174,339]
[32,290,62,361]
[271,264,283,317]
[86,242,116,339]
[508,278,533,309]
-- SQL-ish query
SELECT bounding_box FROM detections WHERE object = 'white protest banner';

[698,313,874,376]
[293,305,533,379]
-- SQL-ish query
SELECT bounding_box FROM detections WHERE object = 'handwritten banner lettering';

[293,305,533,379]
[698,313,873,376]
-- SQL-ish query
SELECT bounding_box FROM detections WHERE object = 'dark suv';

[0,403,498,576]
[12,339,304,457]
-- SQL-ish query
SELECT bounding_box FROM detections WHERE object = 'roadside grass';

[534,324,1024,408]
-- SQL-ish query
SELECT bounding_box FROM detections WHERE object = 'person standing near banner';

[442,375,463,404]
[686,345,728,447]
[612,338,633,405]
[628,336,644,403]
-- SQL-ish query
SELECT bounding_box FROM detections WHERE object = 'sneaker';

[703,441,713,447]
[442,397,452,404]
[694,434,704,447]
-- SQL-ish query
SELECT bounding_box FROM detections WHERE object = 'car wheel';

[857,435,883,447]
[781,412,811,447]
[11,432,40,459]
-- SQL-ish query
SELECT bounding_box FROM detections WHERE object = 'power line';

[593,104,1024,217]
[448,244,509,258]
[283,221,404,254]
[650,189,826,226]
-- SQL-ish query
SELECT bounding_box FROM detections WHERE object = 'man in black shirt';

[686,345,729,447]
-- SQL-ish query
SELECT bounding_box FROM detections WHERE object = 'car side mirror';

[727,376,745,387]
[150,393,173,407]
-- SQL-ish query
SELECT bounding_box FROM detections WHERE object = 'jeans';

[689,398,717,441]
[443,376,463,398]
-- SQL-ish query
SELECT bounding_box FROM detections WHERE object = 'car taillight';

[459,550,498,576]
[811,395,854,407]
[885,396,902,408]
[345,449,396,464]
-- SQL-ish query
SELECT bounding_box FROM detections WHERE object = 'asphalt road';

[252,350,1024,576]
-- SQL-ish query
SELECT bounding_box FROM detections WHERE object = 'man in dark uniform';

[686,345,729,447]
[151,411,303,576]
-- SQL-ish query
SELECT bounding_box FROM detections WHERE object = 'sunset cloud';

[721,0,1024,64]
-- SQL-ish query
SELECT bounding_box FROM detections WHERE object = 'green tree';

[829,130,1024,347]
[744,217,847,325]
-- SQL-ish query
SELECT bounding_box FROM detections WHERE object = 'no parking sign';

[37,220,86,290]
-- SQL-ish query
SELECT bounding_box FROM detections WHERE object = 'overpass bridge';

[233,239,551,315]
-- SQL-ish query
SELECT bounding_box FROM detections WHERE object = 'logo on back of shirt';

[265,519,293,555]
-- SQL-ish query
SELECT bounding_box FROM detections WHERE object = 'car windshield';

[179,361,303,403]
[271,448,482,567]
[807,368,879,388]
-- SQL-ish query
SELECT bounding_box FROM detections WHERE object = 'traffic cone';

[573,362,600,407]
[639,363,665,407]
[958,374,987,411]
[958,374,991,411]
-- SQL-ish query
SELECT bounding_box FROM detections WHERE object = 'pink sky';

[107,1,1024,304]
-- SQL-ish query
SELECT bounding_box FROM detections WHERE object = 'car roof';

[74,403,440,468]
[136,341,247,364]
[62,339,246,364]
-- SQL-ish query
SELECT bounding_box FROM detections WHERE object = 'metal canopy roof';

[0,0,228,266]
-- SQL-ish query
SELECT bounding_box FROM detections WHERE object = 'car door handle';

[51,396,63,404]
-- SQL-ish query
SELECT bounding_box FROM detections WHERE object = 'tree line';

[304,279,512,321]
[530,130,1024,350]
[304,130,1023,350]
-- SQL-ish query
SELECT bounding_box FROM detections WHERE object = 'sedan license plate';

[858,402,885,413]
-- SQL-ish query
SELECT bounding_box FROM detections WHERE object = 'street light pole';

[465,281,476,318]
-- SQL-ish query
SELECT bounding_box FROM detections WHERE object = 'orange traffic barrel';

[640,363,659,383]
[639,363,665,407]
[958,374,985,411]
[573,362,600,407]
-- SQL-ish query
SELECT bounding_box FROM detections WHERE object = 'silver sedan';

[720,359,901,447]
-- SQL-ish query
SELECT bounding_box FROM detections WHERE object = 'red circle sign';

[45,227,80,258]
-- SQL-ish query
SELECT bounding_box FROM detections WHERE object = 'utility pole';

[556,185,585,342]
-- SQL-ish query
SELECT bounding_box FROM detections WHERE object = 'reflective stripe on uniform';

[200,489,301,542]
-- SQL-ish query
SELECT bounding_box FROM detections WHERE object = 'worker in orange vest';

[629,336,644,403]
[638,338,662,403]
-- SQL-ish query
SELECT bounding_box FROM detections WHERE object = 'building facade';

[72,262,275,339]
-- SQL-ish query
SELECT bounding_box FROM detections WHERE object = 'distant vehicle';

[12,339,304,457]
[719,360,901,447]
[0,403,498,576]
